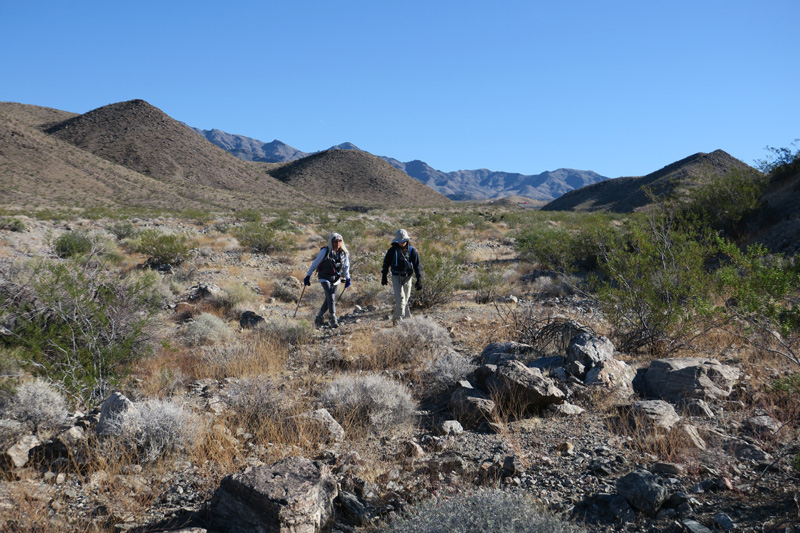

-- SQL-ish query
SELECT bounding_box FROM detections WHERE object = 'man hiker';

[304,232,351,328]
[381,229,422,325]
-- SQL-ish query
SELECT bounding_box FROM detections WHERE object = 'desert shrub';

[372,316,452,365]
[107,221,138,241]
[8,378,69,435]
[420,349,475,394]
[52,229,94,258]
[258,318,313,346]
[755,139,800,178]
[383,489,586,533]
[412,243,467,309]
[590,210,717,353]
[218,282,260,314]
[0,259,161,404]
[233,222,295,254]
[351,279,384,308]
[183,313,232,346]
[713,239,800,367]
[180,208,212,224]
[224,375,303,441]
[471,265,507,304]
[135,229,193,266]
[270,278,301,303]
[320,373,416,435]
[102,398,203,463]
[0,218,26,232]
[683,168,768,237]
[235,209,262,222]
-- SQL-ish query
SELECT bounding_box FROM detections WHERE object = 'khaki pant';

[392,274,413,324]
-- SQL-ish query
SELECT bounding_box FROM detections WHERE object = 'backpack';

[316,247,342,281]
[390,245,414,277]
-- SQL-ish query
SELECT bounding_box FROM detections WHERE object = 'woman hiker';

[381,229,422,325]
[303,232,351,328]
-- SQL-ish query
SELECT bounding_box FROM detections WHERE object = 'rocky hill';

[542,150,756,213]
[269,148,451,208]
[193,128,310,163]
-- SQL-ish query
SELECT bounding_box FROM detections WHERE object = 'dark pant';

[317,279,337,319]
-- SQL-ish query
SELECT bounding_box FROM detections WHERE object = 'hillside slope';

[269,149,451,208]
[45,100,315,208]
[542,150,755,212]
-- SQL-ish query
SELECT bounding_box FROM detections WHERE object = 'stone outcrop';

[633,358,741,403]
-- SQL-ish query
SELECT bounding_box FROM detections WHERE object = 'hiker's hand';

[415,280,422,291]
[381,274,388,286]
[303,276,311,286]
[345,278,351,288]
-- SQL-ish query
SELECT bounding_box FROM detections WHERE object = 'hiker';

[303,232,351,328]
[381,229,422,325]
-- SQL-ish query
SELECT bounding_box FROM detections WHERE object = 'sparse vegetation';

[321,373,416,435]
[135,229,194,265]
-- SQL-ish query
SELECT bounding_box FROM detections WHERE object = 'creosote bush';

[53,229,94,258]
[135,229,193,266]
[321,373,416,435]
[383,489,586,533]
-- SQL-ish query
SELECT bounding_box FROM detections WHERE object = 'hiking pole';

[337,284,349,303]
[293,285,307,318]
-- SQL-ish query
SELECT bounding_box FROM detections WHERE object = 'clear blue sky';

[3,1,798,178]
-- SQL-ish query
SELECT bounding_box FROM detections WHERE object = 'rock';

[338,491,376,527]
[681,519,713,533]
[633,357,741,404]
[96,392,137,436]
[4,434,40,468]
[479,342,536,365]
[714,512,736,530]
[584,358,635,396]
[484,360,565,411]
[616,469,669,514]
[447,383,495,429]
[210,456,338,533]
[744,414,780,437]
[547,402,585,416]
[239,310,265,329]
[436,420,464,436]
[565,332,615,379]
[630,400,681,430]
[528,356,565,372]
[291,409,345,444]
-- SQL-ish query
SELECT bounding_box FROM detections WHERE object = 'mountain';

[0,102,271,211]
[542,150,756,213]
[193,129,608,201]
[193,128,310,163]
[44,100,312,207]
[270,149,450,208]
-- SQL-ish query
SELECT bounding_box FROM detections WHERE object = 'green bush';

[714,239,800,366]
[412,243,467,309]
[0,218,26,232]
[755,139,800,178]
[107,221,139,241]
[135,229,193,265]
[383,489,585,533]
[684,168,768,237]
[590,211,717,353]
[0,260,162,404]
[233,222,296,254]
[53,230,94,258]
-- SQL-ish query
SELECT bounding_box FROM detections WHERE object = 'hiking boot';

[314,315,325,328]
[329,317,339,328]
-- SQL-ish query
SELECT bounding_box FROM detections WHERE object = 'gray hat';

[392,229,411,243]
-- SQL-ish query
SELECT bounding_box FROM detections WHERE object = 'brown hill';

[44,99,316,208]
[268,149,451,208]
[0,102,78,129]
[0,104,306,212]
[542,150,755,213]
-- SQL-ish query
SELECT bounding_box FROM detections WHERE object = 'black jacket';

[381,243,422,280]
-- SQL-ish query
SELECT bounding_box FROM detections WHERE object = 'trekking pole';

[337,284,349,302]
[293,285,307,318]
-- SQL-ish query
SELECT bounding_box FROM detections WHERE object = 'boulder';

[210,456,338,533]
[633,358,741,404]
[447,382,495,429]
[616,469,669,514]
[478,341,536,365]
[96,392,137,436]
[291,409,345,444]
[485,360,565,411]
[239,310,266,329]
[630,400,681,430]
[565,332,615,379]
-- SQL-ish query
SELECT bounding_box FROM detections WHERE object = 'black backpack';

[390,246,414,277]
[317,247,342,281]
